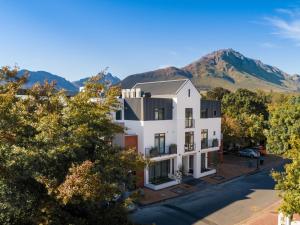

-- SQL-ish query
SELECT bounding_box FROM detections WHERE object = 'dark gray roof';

[132,79,188,96]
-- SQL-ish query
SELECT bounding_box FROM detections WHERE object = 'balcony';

[145,144,177,158]
[201,138,219,149]
[185,118,195,128]
[184,143,196,152]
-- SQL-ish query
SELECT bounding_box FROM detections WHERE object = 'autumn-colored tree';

[0,66,145,225]
[266,96,300,217]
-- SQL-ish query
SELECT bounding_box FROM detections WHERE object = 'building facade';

[113,79,221,190]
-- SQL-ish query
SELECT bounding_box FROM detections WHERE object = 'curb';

[137,160,286,208]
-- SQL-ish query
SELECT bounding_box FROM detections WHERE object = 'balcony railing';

[184,143,196,152]
[145,145,177,158]
[185,118,195,128]
[201,138,219,149]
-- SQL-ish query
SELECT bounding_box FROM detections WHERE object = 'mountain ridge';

[121,49,300,92]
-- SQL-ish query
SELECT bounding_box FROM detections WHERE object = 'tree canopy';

[0,66,145,225]
[266,96,300,216]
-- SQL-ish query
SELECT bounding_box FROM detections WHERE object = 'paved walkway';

[138,154,284,205]
[239,201,300,225]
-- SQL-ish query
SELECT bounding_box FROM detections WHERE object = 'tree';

[266,96,300,217]
[221,89,268,148]
[205,87,231,101]
[0,66,145,225]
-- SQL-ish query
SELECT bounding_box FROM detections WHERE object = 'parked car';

[238,148,260,158]
[254,145,267,156]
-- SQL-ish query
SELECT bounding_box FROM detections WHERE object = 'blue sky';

[1,0,300,81]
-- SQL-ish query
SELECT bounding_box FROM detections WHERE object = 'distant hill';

[18,70,78,93]
[122,49,300,92]
[17,70,121,94]
[73,72,121,88]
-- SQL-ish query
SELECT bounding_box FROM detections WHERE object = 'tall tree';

[0,66,145,225]
[266,96,300,217]
[221,89,268,148]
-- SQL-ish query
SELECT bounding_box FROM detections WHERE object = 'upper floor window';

[188,89,191,97]
[154,107,165,120]
[185,108,194,128]
[116,110,122,120]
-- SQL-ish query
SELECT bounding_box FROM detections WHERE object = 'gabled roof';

[132,79,188,96]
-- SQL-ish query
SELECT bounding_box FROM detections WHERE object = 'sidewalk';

[202,154,284,185]
[138,154,285,205]
[238,201,300,225]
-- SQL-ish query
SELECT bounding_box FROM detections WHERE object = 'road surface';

[130,167,282,225]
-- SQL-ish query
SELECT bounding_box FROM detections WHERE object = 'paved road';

[130,166,283,225]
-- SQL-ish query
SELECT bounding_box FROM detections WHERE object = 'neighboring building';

[113,79,221,190]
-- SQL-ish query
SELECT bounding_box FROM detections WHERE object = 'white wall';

[200,117,222,148]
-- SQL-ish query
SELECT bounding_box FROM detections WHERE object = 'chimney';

[135,88,141,98]
[121,89,126,98]
[126,89,131,98]
[130,89,136,98]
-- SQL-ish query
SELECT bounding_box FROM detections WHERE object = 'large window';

[185,131,194,151]
[201,129,208,148]
[154,107,165,120]
[149,160,170,184]
[155,133,165,154]
[185,108,194,128]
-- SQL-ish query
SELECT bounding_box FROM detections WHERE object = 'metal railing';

[201,138,219,149]
[145,145,177,158]
[184,143,196,152]
[185,118,195,128]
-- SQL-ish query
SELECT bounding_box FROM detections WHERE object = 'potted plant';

[169,144,177,154]
[149,147,158,157]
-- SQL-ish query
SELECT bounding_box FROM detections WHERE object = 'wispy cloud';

[260,42,278,49]
[265,7,300,45]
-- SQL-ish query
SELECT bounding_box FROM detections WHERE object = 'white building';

[113,79,222,190]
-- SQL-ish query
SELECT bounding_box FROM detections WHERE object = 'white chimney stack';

[121,89,126,98]
[126,89,131,98]
[130,89,136,98]
[136,88,141,98]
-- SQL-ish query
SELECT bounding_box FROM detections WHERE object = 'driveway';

[130,165,283,225]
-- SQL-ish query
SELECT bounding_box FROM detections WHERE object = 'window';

[185,131,194,151]
[213,131,216,136]
[149,160,170,183]
[213,110,217,117]
[185,108,194,128]
[154,107,165,120]
[201,108,208,118]
[188,89,191,97]
[201,129,208,148]
[115,110,122,120]
[155,133,165,154]
[185,131,194,145]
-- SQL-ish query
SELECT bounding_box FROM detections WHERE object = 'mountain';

[18,70,78,93]
[73,72,121,88]
[122,49,300,92]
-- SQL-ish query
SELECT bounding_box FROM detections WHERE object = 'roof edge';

[132,79,189,89]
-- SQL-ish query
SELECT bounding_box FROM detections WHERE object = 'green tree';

[266,96,300,217]
[221,89,268,148]
[0,66,145,225]
[205,87,231,101]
